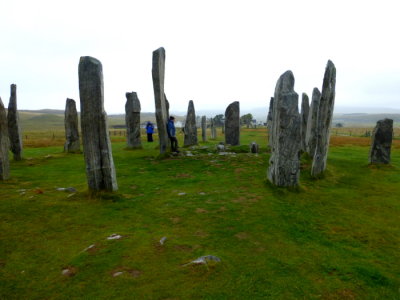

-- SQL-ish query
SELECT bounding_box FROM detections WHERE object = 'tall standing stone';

[267,97,274,146]
[64,98,80,153]
[165,94,170,119]
[7,84,23,161]
[184,100,198,146]
[152,48,169,154]
[267,71,301,187]
[78,56,118,192]
[300,93,310,152]
[369,119,393,164]
[0,98,10,180]
[305,88,321,157]
[311,60,336,177]
[225,101,240,146]
[125,92,142,149]
[210,117,217,139]
[201,116,207,142]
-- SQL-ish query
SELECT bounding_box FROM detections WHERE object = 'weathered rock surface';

[267,71,301,187]
[7,84,23,161]
[125,92,142,149]
[311,60,336,177]
[300,93,310,152]
[210,117,217,139]
[225,101,240,146]
[64,98,80,153]
[165,94,170,119]
[152,47,169,153]
[250,142,259,153]
[0,98,10,180]
[184,100,198,146]
[201,116,207,142]
[78,56,118,191]
[369,119,393,164]
[305,88,321,157]
[267,97,274,146]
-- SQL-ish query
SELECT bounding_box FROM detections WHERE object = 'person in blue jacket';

[146,121,154,142]
[167,116,179,152]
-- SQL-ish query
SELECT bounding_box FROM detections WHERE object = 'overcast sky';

[0,0,399,114]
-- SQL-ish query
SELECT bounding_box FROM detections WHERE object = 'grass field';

[1,128,399,299]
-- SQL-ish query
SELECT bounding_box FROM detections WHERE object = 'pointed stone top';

[327,60,335,69]
[126,92,141,112]
[312,87,321,95]
[79,56,102,66]
[323,60,336,87]
[302,93,309,100]
[66,98,75,103]
[10,84,17,97]
[378,118,393,126]
[275,71,295,95]
[153,47,165,53]
[126,91,138,98]
[0,97,4,109]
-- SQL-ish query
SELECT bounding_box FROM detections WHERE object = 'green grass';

[0,130,399,299]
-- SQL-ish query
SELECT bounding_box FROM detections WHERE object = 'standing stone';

[210,117,217,139]
[64,98,80,153]
[7,84,23,161]
[164,93,170,119]
[300,93,310,152]
[225,101,240,146]
[184,100,198,146]
[0,98,10,180]
[78,56,118,192]
[164,94,171,148]
[250,142,259,154]
[152,47,169,154]
[201,116,207,142]
[267,97,274,146]
[305,88,321,157]
[311,60,336,177]
[267,71,301,187]
[125,92,142,149]
[369,119,393,164]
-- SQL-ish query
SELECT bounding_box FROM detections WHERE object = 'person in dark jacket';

[146,121,154,142]
[167,116,179,152]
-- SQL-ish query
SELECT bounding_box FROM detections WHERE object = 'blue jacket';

[146,123,154,134]
[167,120,176,137]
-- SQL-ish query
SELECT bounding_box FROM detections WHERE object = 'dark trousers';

[170,137,178,152]
[147,133,153,142]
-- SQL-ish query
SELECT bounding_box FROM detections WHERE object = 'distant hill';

[16,110,184,131]
[13,109,400,131]
[333,113,400,127]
